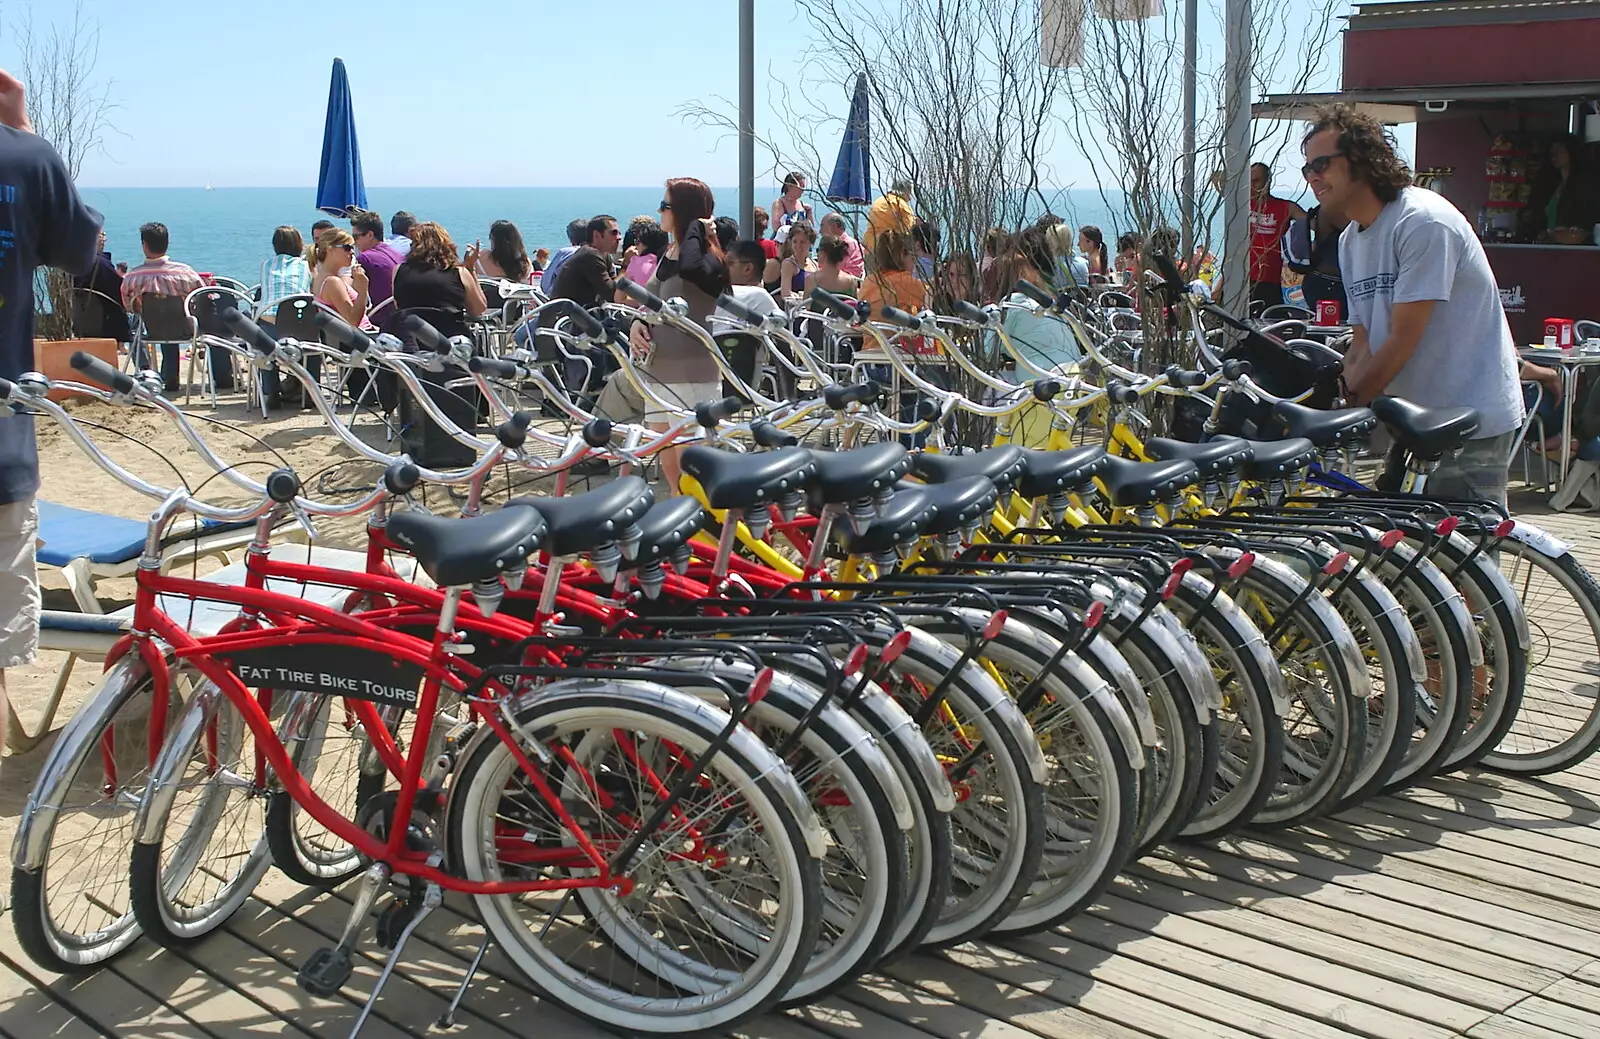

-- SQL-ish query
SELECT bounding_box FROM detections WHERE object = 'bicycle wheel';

[448,681,821,1033]
[1168,574,1283,840]
[1232,554,1367,828]
[12,654,193,973]
[264,694,391,888]
[957,617,1138,936]
[761,653,954,961]
[870,623,1045,947]
[655,659,906,1004]
[1482,539,1600,773]
[128,679,277,948]
[1438,544,1528,770]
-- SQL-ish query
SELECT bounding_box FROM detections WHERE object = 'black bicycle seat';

[387,507,547,588]
[1370,396,1481,460]
[1271,398,1378,449]
[912,445,1027,494]
[624,495,707,570]
[1014,446,1109,499]
[680,446,817,511]
[916,475,1000,534]
[509,477,654,557]
[838,484,937,557]
[1098,455,1200,508]
[808,442,913,504]
[1235,437,1317,481]
[1144,437,1255,482]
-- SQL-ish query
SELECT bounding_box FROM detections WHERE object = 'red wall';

[1345,21,1600,90]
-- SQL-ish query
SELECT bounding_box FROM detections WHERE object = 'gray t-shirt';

[1341,186,1524,438]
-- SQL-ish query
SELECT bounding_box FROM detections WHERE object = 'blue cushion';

[39,609,126,634]
[37,501,148,567]
[36,501,258,568]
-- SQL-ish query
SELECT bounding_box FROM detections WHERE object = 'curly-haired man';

[1303,104,1523,505]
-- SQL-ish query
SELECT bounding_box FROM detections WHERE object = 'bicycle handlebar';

[70,351,137,396]
[1014,279,1056,309]
[952,299,989,326]
[808,286,860,321]
[694,396,744,428]
[314,310,378,354]
[822,381,882,410]
[399,314,451,353]
[876,305,919,330]
[716,292,770,327]
[220,308,279,356]
[616,277,665,312]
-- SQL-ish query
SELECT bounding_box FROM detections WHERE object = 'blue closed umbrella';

[315,58,367,216]
[826,73,872,204]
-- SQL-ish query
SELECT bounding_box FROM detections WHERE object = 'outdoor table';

[1519,346,1600,491]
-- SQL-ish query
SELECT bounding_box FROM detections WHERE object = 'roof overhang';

[1255,83,1600,123]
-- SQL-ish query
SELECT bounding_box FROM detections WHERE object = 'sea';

[78,187,1131,285]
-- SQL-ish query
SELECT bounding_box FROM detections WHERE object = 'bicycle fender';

[14,655,150,871]
[132,680,225,846]
[1508,520,1570,559]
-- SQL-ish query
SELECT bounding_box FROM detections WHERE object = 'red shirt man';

[1247,162,1305,314]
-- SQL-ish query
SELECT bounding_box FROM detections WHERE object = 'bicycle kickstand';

[348,880,442,1039]
[436,933,491,1030]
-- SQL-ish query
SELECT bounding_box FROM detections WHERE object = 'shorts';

[593,370,719,426]
[1429,430,1517,508]
[0,497,40,669]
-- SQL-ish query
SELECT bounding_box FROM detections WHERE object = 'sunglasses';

[658,200,672,212]
[1301,152,1343,178]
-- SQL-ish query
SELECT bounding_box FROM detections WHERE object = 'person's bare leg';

[651,422,683,495]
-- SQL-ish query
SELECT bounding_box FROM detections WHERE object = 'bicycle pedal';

[297,945,354,998]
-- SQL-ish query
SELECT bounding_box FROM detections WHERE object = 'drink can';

[1315,299,1341,326]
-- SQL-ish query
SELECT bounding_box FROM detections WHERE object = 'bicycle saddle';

[837,483,938,557]
[1271,398,1378,449]
[912,445,1027,494]
[1144,437,1255,482]
[915,474,1001,534]
[1370,396,1481,461]
[510,477,653,558]
[1014,446,1109,499]
[1097,455,1200,508]
[807,442,913,505]
[1235,437,1317,482]
[387,507,547,588]
[680,446,816,511]
[625,495,708,570]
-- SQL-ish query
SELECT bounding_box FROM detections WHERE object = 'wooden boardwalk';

[5,493,1600,1039]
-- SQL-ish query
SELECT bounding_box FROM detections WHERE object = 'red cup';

[1315,299,1341,326]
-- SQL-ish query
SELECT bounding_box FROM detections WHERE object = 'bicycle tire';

[1483,541,1600,774]
[1438,544,1528,770]
[12,655,190,973]
[448,682,822,1033]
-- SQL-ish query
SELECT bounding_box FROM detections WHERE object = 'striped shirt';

[259,253,312,305]
[121,256,204,309]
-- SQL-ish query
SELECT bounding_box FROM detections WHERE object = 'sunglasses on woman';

[658,200,672,212]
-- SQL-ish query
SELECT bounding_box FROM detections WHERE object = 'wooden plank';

[1538,977,1600,1016]
[1339,798,1600,878]
[1037,911,1458,1039]
[1388,785,1600,858]
[1086,886,1488,1032]
[105,937,297,1038]
[1248,830,1600,956]
[0,920,210,1039]
[1123,858,1530,1009]
[1467,1013,1591,1039]
[0,947,104,1039]
[919,941,1254,1039]
[1008,928,1418,1039]
[1506,994,1600,1038]
[1154,842,1585,979]
[802,981,1039,1039]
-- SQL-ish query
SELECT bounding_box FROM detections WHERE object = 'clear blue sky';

[0,0,1387,193]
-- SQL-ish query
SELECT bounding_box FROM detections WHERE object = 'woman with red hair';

[625,177,729,491]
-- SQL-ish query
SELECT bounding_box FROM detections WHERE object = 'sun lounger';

[37,500,310,615]
[17,544,415,754]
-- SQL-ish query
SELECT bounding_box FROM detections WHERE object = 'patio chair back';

[138,295,196,343]
[188,287,250,340]
[69,287,132,342]
[267,295,321,342]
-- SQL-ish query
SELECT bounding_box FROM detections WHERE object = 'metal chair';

[1262,304,1315,323]
[255,294,321,416]
[186,285,253,406]
[132,294,198,394]
[68,287,134,353]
